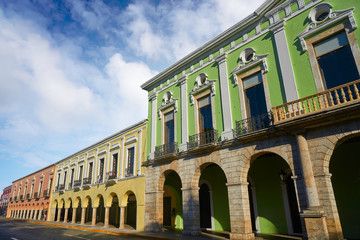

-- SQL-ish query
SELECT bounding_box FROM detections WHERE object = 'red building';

[0,186,12,217]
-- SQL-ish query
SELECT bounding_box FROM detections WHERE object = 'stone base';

[221,129,235,141]
[182,229,201,236]
[229,232,255,240]
[301,207,329,240]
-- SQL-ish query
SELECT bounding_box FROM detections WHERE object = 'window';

[98,158,104,183]
[164,111,175,144]
[63,171,67,186]
[38,181,43,195]
[243,72,267,117]
[126,147,135,177]
[88,162,93,180]
[70,169,74,187]
[112,153,118,176]
[57,173,60,187]
[79,165,83,181]
[314,31,360,89]
[198,95,213,133]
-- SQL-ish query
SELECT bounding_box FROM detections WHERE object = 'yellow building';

[49,120,147,230]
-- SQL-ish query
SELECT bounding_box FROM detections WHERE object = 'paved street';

[0,219,145,240]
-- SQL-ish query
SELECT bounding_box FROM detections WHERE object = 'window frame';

[125,144,136,177]
[161,107,176,145]
[193,89,216,134]
[306,22,360,92]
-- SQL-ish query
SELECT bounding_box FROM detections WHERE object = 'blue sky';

[0,0,263,191]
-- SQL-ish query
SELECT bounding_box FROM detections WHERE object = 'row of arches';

[51,191,137,229]
[153,135,360,239]
[8,202,48,221]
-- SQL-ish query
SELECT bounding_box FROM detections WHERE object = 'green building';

[141,0,360,239]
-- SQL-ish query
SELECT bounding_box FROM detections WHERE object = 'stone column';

[296,134,329,239]
[215,52,234,140]
[28,210,32,219]
[148,93,157,159]
[182,187,201,236]
[81,207,86,225]
[144,190,163,232]
[226,182,254,240]
[270,19,298,103]
[92,207,97,226]
[50,208,56,221]
[72,208,77,224]
[119,206,126,229]
[179,76,188,152]
[38,210,43,220]
[64,208,69,223]
[57,209,61,222]
[104,207,110,228]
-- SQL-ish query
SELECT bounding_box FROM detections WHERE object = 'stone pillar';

[38,210,43,220]
[144,190,163,232]
[148,93,157,159]
[81,207,86,225]
[104,207,110,228]
[50,208,56,221]
[227,182,255,240]
[182,187,201,236]
[72,208,77,224]
[28,210,32,219]
[215,52,234,140]
[57,208,61,222]
[92,207,97,226]
[64,208,69,223]
[179,76,188,152]
[296,134,329,239]
[119,206,126,229]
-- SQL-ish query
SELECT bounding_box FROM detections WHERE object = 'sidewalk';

[20,219,229,240]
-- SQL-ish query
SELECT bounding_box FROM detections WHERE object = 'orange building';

[7,164,55,220]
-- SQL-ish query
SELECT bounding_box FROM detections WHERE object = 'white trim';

[120,137,125,178]
[125,144,136,178]
[137,129,142,176]
[179,76,188,152]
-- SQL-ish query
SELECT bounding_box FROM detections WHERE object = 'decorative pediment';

[158,91,178,119]
[232,49,268,85]
[190,73,216,105]
[298,3,356,51]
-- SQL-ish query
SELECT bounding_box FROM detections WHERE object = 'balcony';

[154,142,178,162]
[68,182,73,190]
[14,196,17,201]
[97,175,103,184]
[189,129,218,153]
[106,171,117,184]
[43,189,50,197]
[33,192,39,199]
[82,177,92,188]
[272,79,360,123]
[73,180,81,190]
[19,195,23,201]
[125,168,133,178]
[235,111,273,137]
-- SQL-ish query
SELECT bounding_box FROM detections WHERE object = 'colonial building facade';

[49,120,147,231]
[7,165,55,221]
[141,0,360,239]
[0,186,11,216]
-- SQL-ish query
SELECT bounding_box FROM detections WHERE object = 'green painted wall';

[199,164,230,231]
[164,172,183,229]
[248,154,289,234]
[330,137,360,239]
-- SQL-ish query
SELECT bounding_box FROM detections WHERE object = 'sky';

[0,0,264,191]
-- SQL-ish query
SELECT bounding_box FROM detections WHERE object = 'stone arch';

[106,192,118,207]
[83,195,91,207]
[59,199,65,208]
[51,199,58,209]
[240,149,294,183]
[65,198,72,208]
[93,194,104,208]
[74,196,81,208]
[158,168,182,192]
[121,190,136,206]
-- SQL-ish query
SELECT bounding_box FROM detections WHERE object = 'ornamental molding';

[231,52,269,85]
[158,91,178,119]
[298,5,356,51]
[190,73,216,105]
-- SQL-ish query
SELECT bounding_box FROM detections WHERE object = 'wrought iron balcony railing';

[235,111,273,136]
[26,194,31,200]
[68,182,73,190]
[106,171,117,180]
[97,175,103,184]
[73,180,81,187]
[83,177,92,186]
[189,129,218,149]
[43,189,50,197]
[14,196,17,201]
[59,184,65,190]
[155,142,178,158]
[33,192,39,199]
[125,168,133,177]
[19,195,23,200]
[272,79,360,123]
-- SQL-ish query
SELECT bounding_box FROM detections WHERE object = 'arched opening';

[76,200,82,223]
[126,193,137,229]
[109,194,120,228]
[247,153,301,235]
[85,198,92,224]
[198,163,230,231]
[60,201,65,222]
[163,171,183,230]
[330,136,360,239]
[68,200,73,222]
[54,202,58,221]
[96,196,105,225]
